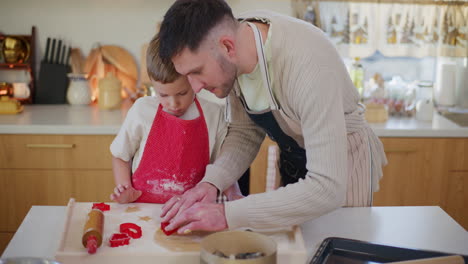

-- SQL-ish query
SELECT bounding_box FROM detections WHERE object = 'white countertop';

[0,101,132,135]
[0,102,467,137]
[2,206,467,262]
[369,113,468,138]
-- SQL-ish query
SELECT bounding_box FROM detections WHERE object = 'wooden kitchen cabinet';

[0,134,115,254]
[0,232,14,255]
[372,138,440,206]
[250,137,277,194]
[250,137,468,230]
[441,171,468,229]
[0,135,113,169]
[447,138,468,171]
[0,169,115,231]
[373,138,468,230]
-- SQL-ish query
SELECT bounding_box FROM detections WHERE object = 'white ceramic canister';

[66,74,91,105]
[12,82,30,99]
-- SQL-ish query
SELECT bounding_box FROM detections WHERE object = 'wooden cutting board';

[55,199,307,264]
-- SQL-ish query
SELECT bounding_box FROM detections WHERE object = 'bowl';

[200,231,277,264]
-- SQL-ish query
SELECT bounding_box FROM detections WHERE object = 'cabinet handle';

[449,169,468,173]
[385,149,417,153]
[26,144,76,149]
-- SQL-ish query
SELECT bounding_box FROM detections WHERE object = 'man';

[157,0,387,234]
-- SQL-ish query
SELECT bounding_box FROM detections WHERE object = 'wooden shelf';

[0,63,31,70]
[0,26,36,104]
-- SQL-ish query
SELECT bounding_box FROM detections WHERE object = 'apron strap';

[246,22,279,111]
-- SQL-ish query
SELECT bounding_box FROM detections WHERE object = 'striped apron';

[241,22,372,207]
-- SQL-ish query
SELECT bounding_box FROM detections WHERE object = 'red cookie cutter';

[120,223,142,239]
[161,222,179,236]
[92,202,110,212]
[109,233,130,247]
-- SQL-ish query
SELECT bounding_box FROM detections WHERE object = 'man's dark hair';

[158,0,235,62]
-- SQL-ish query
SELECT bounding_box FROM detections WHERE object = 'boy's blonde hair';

[146,34,181,84]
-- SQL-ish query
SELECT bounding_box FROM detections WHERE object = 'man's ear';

[219,35,236,59]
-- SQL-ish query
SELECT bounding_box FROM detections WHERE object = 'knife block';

[36,62,70,104]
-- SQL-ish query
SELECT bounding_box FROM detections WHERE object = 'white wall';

[0,0,292,76]
[2,0,452,104]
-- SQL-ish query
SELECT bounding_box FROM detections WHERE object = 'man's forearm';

[225,172,345,230]
[203,122,265,192]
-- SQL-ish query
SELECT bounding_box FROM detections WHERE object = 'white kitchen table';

[2,206,468,263]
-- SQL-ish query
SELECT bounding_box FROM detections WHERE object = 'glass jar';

[350,57,365,99]
[98,73,122,110]
[416,80,433,101]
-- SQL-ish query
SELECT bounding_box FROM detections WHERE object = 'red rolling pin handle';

[85,235,98,254]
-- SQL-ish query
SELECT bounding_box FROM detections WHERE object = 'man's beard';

[214,53,237,98]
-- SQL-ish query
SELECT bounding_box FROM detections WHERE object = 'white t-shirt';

[110,96,227,173]
[236,22,274,111]
[169,101,199,120]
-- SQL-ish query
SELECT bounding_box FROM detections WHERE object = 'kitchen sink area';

[441,112,468,127]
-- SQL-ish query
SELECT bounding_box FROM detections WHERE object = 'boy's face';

[152,76,195,117]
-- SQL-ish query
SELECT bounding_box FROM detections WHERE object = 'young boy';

[109,35,242,204]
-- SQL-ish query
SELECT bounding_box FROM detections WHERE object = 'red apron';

[132,97,209,203]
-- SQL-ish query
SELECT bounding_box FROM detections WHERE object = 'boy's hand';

[163,202,228,234]
[223,182,245,201]
[110,184,142,204]
[160,182,217,223]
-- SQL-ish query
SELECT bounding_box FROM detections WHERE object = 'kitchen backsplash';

[0,0,293,71]
[2,0,464,106]
[344,51,437,83]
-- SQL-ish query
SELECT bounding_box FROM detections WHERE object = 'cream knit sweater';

[201,10,387,230]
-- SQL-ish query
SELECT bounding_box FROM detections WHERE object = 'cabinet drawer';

[448,139,468,171]
[0,169,114,231]
[0,135,115,169]
[0,232,14,255]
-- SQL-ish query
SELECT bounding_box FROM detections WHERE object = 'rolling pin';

[82,209,104,254]
[388,255,464,264]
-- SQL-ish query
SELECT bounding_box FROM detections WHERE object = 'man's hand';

[164,202,228,234]
[110,184,142,204]
[160,182,218,223]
